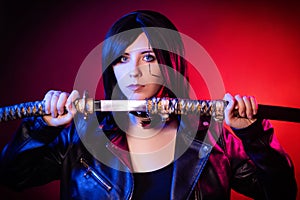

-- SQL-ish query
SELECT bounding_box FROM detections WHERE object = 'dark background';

[1,0,300,199]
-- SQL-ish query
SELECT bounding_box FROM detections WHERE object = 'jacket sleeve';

[0,116,68,190]
[232,119,297,199]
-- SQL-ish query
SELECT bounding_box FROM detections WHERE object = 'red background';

[0,0,299,199]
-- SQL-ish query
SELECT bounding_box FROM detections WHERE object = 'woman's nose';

[129,69,142,78]
[129,60,142,78]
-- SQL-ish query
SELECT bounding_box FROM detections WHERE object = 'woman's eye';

[143,54,155,62]
[120,56,128,63]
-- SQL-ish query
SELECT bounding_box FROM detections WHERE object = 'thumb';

[52,90,80,126]
[65,90,80,117]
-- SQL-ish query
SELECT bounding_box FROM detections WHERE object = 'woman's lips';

[127,84,145,92]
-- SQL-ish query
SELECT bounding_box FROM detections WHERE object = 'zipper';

[194,189,203,200]
[105,143,134,200]
[80,157,112,191]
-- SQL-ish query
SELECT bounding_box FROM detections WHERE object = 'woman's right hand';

[42,90,80,126]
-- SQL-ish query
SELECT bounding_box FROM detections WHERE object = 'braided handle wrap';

[146,97,226,122]
[0,101,46,122]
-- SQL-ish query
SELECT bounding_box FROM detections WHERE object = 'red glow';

[0,1,299,199]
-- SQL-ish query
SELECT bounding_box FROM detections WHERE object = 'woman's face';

[113,32,164,100]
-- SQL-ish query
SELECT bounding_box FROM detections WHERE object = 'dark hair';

[102,10,189,100]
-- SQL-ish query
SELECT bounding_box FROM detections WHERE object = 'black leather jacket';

[0,113,297,200]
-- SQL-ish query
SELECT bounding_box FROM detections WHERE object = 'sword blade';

[95,100,147,112]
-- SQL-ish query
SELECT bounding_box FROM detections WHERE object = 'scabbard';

[257,104,300,123]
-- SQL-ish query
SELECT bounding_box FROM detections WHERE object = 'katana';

[0,95,299,123]
[0,98,226,122]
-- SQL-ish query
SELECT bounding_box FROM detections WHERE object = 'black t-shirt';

[132,163,174,200]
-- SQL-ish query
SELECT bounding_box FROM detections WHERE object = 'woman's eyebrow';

[124,48,154,54]
[141,50,154,54]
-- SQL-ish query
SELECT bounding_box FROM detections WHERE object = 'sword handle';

[0,97,90,123]
[0,94,94,123]
[0,100,46,122]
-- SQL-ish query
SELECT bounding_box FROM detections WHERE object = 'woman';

[0,10,297,200]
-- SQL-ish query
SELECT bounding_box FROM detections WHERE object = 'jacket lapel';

[170,132,212,200]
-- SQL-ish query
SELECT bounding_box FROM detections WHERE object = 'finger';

[50,91,61,118]
[223,93,235,115]
[66,90,80,116]
[243,96,253,119]
[43,90,55,114]
[57,92,69,115]
[250,96,258,115]
[235,94,246,117]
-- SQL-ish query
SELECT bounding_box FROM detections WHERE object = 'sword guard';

[74,90,94,120]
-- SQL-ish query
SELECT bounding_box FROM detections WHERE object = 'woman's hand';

[223,93,258,129]
[42,90,80,127]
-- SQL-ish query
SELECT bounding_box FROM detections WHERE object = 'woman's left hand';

[223,93,258,129]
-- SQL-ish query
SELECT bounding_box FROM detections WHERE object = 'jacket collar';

[78,113,214,199]
[105,127,213,200]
